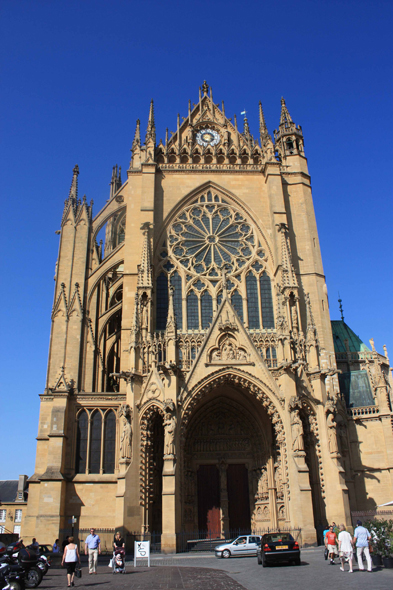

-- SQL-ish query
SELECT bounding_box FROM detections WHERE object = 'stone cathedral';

[24,82,393,552]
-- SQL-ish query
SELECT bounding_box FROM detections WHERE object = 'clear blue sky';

[1,0,392,479]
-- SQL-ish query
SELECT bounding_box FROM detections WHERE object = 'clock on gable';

[196,128,220,147]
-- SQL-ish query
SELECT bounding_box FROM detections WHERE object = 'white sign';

[134,540,150,567]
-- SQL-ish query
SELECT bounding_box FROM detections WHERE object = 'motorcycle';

[0,545,42,589]
[0,562,25,590]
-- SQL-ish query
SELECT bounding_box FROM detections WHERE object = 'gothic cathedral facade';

[24,82,393,551]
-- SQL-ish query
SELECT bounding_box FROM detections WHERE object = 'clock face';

[196,128,220,147]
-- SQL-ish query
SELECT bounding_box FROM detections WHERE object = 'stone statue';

[222,341,235,360]
[120,412,132,460]
[327,413,339,454]
[164,411,177,456]
[257,468,269,501]
[291,411,304,453]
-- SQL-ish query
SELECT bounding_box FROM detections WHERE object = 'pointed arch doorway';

[182,386,282,538]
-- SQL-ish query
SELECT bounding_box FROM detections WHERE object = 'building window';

[116,215,126,246]
[156,272,169,330]
[170,272,183,328]
[75,410,88,474]
[260,272,275,329]
[231,290,243,322]
[14,510,22,523]
[89,411,102,474]
[13,525,21,536]
[187,292,199,329]
[246,273,260,329]
[103,411,116,474]
[0,526,5,533]
[201,291,213,329]
[0,510,6,522]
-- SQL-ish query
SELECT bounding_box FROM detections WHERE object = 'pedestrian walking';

[353,520,372,572]
[84,528,101,574]
[325,525,338,564]
[53,539,60,554]
[338,524,353,573]
[61,536,80,587]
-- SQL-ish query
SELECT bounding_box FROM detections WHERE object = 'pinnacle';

[68,164,79,202]
[259,101,268,135]
[280,96,293,127]
[202,80,209,95]
[145,99,156,144]
[133,119,141,147]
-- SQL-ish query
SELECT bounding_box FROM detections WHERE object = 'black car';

[257,532,301,567]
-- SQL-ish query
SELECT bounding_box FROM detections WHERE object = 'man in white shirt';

[338,524,353,573]
[353,520,372,572]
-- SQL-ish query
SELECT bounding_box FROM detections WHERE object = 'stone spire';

[258,101,275,163]
[129,292,140,349]
[132,119,141,150]
[279,97,294,128]
[279,224,298,292]
[166,286,177,338]
[274,97,304,161]
[259,101,268,137]
[145,99,156,145]
[305,293,317,342]
[68,164,79,204]
[137,222,153,289]
[109,164,122,199]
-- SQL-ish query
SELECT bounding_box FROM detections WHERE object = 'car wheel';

[295,557,301,566]
[25,567,43,588]
[222,550,231,559]
[257,553,262,565]
[262,556,267,568]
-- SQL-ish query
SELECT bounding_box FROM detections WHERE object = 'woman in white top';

[338,524,353,573]
[61,536,81,587]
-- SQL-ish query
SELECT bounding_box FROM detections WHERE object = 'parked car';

[257,532,301,567]
[215,535,261,558]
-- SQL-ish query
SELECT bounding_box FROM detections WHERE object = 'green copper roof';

[331,320,370,353]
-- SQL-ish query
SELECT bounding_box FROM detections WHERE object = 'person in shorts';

[61,536,80,587]
[325,525,338,564]
[338,524,353,573]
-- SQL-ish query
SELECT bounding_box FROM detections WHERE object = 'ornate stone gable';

[183,296,281,401]
[137,362,165,410]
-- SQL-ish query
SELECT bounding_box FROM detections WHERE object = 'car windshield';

[264,533,294,543]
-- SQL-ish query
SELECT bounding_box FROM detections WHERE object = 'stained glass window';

[156,272,168,330]
[89,411,102,474]
[201,291,213,329]
[246,273,260,329]
[103,411,116,474]
[75,410,88,474]
[167,200,256,278]
[231,291,243,322]
[170,272,183,329]
[187,292,199,329]
[260,272,275,329]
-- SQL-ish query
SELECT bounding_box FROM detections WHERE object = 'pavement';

[40,548,393,589]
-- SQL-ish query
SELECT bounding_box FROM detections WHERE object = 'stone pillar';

[161,456,177,553]
[218,461,229,537]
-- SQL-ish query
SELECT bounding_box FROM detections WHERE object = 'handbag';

[108,558,113,568]
[75,567,82,579]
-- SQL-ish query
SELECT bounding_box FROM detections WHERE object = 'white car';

[215,535,261,558]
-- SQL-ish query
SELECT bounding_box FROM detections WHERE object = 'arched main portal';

[180,376,289,537]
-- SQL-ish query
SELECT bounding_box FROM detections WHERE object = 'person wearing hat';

[353,520,372,572]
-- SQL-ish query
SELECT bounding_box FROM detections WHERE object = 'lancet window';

[155,190,275,332]
[75,409,117,474]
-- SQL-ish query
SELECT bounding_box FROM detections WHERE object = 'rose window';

[167,200,256,277]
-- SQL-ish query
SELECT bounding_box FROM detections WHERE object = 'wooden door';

[227,464,251,533]
[197,465,221,537]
